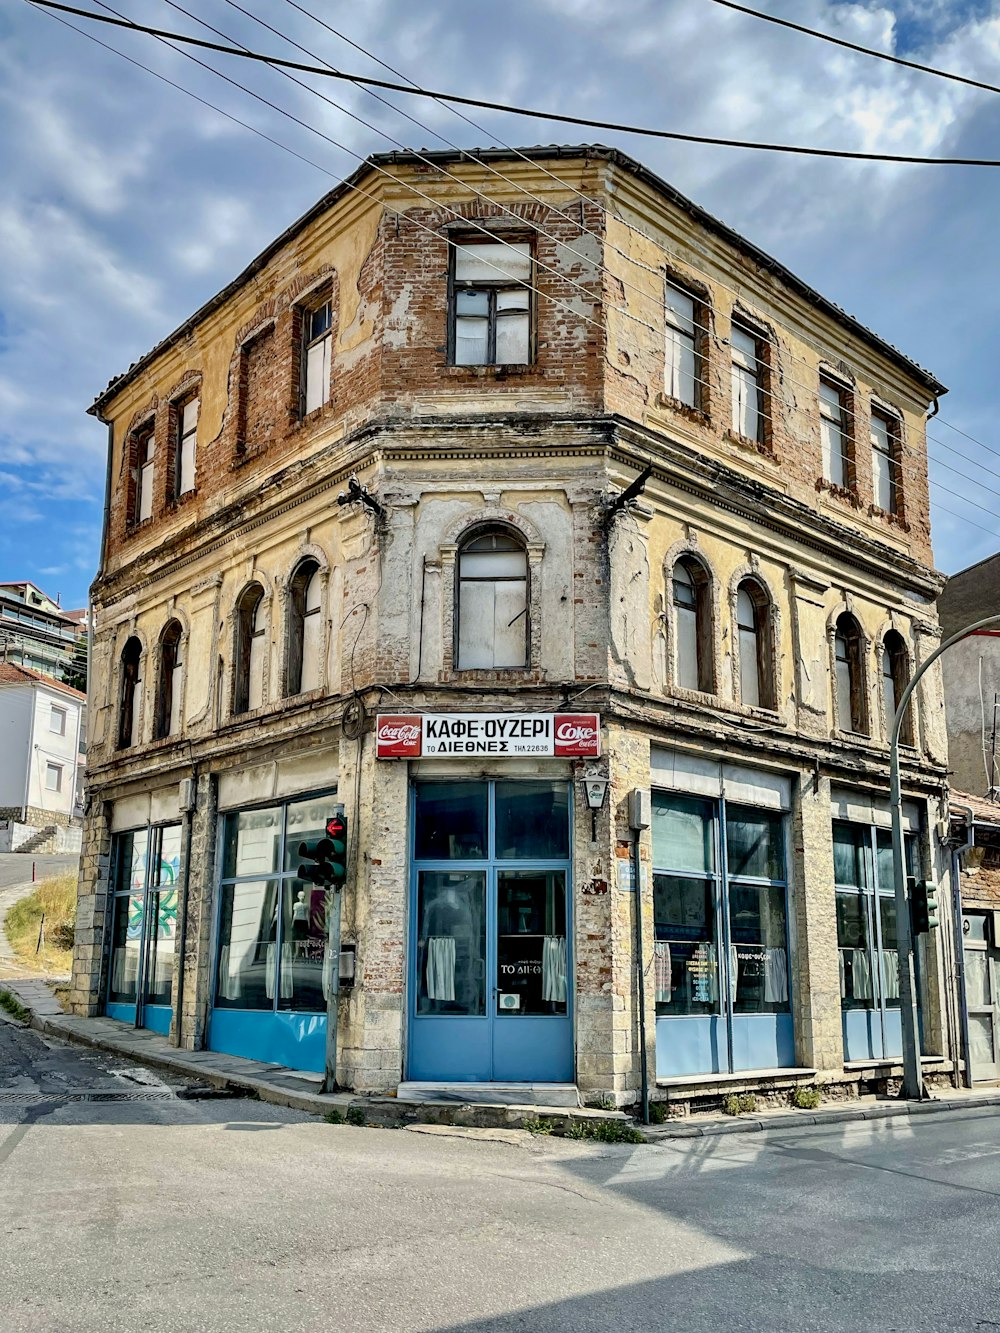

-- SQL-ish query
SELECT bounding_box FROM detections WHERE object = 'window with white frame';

[870,409,899,513]
[176,396,198,496]
[820,377,851,487]
[234,585,267,714]
[736,579,773,710]
[138,429,155,523]
[49,704,67,736]
[302,300,332,416]
[664,281,701,409]
[456,529,528,669]
[672,556,713,693]
[882,630,913,746]
[45,762,63,793]
[287,559,323,695]
[156,620,184,739]
[834,613,868,735]
[451,240,531,366]
[730,322,766,442]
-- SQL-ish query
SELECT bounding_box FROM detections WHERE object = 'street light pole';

[890,612,1000,1101]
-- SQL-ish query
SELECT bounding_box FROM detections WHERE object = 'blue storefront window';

[653,792,794,1077]
[106,824,181,1034]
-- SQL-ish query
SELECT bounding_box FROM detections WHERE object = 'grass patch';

[790,1086,821,1111]
[722,1093,758,1116]
[345,1105,366,1127]
[648,1101,669,1125]
[325,1109,345,1124]
[522,1117,556,1136]
[0,990,30,1023]
[566,1119,646,1144]
[4,874,76,976]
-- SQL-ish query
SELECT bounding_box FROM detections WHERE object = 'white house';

[0,662,85,850]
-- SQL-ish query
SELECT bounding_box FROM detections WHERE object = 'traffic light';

[298,837,336,887]
[909,879,940,935]
[325,812,348,888]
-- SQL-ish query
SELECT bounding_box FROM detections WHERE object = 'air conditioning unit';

[498,992,520,1012]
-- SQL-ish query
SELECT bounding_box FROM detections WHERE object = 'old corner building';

[72,145,961,1111]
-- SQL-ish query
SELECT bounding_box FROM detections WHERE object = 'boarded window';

[452,241,531,367]
[664,282,700,408]
[287,560,323,695]
[672,557,713,693]
[457,530,528,669]
[834,614,867,735]
[157,620,183,739]
[176,397,198,496]
[871,410,898,513]
[302,301,332,416]
[119,636,142,749]
[731,324,765,442]
[234,586,266,714]
[819,378,850,487]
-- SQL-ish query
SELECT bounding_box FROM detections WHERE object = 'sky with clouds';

[3,0,1000,608]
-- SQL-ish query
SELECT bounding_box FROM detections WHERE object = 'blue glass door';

[106,825,181,1034]
[408,780,573,1084]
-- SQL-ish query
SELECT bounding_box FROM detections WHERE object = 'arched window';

[882,630,913,745]
[672,556,713,692]
[456,528,528,669]
[118,637,142,749]
[736,579,773,709]
[156,621,183,739]
[287,560,323,696]
[234,584,266,715]
[834,613,868,735]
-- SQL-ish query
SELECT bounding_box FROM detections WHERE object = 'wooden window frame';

[447,235,534,368]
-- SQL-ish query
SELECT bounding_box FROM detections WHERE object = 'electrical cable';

[25,0,1000,166]
[703,0,1000,100]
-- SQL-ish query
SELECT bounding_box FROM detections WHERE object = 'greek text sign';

[375,712,601,759]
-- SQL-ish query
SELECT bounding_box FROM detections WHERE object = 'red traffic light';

[326,814,347,839]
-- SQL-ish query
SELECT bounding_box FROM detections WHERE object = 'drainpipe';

[951,804,975,1089]
[173,767,198,1049]
[628,789,651,1125]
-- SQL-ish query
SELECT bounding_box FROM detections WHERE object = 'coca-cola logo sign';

[375,712,601,759]
[375,715,422,757]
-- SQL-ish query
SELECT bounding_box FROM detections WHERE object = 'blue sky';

[3,0,1000,608]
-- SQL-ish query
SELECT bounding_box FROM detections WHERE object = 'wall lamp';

[582,776,608,842]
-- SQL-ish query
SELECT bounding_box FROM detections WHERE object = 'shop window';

[664,280,703,409]
[233,583,266,715]
[736,578,773,710]
[174,396,198,497]
[118,636,143,749]
[156,620,183,739]
[871,408,900,514]
[834,613,868,735]
[456,528,528,670]
[652,792,791,1072]
[414,782,488,861]
[882,630,913,745]
[286,559,323,696]
[672,555,713,693]
[730,321,768,444]
[450,238,532,366]
[820,377,852,487]
[301,298,332,416]
[495,781,570,859]
[107,825,181,1013]
[214,794,340,1014]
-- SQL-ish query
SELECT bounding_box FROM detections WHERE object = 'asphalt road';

[0,852,78,890]
[2,1021,1000,1333]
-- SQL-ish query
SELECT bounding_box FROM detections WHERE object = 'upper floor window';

[882,630,913,745]
[234,585,266,715]
[127,424,155,526]
[49,704,67,736]
[302,300,332,416]
[451,240,531,367]
[156,620,183,739]
[287,559,323,695]
[672,556,713,693]
[664,281,701,409]
[118,636,142,749]
[45,762,63,793]
[834,613,867,735]
[730,322,766,443]
[870,409,899,514]
[819,377,851,488]
[736,580,773,710]
[457,529,528,669]
[175,396,198,497]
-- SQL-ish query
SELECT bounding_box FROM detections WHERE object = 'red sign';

[553,714,602,757]
[375,714,422,758]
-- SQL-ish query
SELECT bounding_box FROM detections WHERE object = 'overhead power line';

[704,0,1000,99]
[24,0,1000,167]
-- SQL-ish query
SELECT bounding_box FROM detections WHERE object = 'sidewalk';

[4,976,999,1138]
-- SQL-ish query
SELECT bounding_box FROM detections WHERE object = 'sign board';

[375,712,601,759]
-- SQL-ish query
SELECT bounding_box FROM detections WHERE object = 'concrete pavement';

[3,1018,1000,1332]
[0,852,78,891]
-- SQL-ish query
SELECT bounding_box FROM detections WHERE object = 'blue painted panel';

[843,1008,880,1061]
[492,1016,573,1083]
[656,1016,724,1076]
[142,1005,172,1036]
[882,1008,903,1060]
[409,1017,492,1082]
[208,1008,327,1073]
[731,1013,795,1071]
[106,1002,136,1026]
